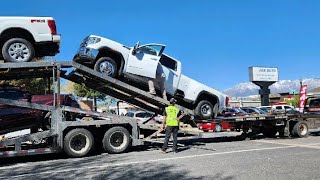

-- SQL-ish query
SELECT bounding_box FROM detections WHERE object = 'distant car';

[220,107,248,117]
[0,87,79,135]
[257,106,271,113]
[271,104,297,114]
[126,111,155,124]
[198,121,234,132]
[240,107,268,115]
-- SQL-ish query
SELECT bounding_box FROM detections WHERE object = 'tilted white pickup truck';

[73,35,228,119]
[0,16,60,62]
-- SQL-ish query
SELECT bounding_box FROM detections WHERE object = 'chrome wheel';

[201,104,212,116]
[299,124,308,136]
[8,43,30,62]
[99,61,115,76]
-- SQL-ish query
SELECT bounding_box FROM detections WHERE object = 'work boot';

[161,149,167,154]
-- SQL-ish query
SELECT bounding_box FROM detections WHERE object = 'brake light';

[48,20,57,35]
[226,96,229,106]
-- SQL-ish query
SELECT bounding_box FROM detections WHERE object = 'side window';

[242,109,249,113]
[135,113,145,118]
[310,99,320,108]
[137,45,163,56]
[145,113,153,118]
[276,106,282,110]
[159,55,177,71]
[127,112,134,117]
[284,106,291,109]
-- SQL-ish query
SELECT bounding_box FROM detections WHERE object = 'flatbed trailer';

[196,112,320,138]
[0,61,198,158]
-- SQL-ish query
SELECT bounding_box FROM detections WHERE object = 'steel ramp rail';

[0,61,194,116]
[63,61,194,115]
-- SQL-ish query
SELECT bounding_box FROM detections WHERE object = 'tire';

[291,121,309,138]
[215,124,222,132]
[64,128,94,157]
[94,57,118,78]
[195,100,214,119]
[2,38,35,62]
[102,126,131,154]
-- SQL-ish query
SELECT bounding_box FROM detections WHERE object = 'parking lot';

[1,132,320,180]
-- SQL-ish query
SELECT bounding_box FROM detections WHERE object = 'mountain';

[223,78,320,97]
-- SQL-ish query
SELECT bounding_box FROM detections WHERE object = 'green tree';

[0,78,52,95]
[73,83,106,111]
[285,95,300,107]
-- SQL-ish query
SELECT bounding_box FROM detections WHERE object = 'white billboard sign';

[249,67,279,82]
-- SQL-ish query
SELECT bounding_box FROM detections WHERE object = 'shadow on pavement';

[0,152,235,180]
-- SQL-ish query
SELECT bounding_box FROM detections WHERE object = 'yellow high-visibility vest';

[165,105,179,126]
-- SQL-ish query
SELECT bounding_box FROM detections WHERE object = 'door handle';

[150,58,158,60]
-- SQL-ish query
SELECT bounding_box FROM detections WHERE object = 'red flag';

[299,85,308,113]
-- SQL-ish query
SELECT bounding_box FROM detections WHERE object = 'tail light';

[226,96,229,106]
[48,20,57,35]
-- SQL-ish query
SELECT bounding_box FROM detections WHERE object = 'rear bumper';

[73,47,99,65]
[52,34,61,43]
[36,41,60,57]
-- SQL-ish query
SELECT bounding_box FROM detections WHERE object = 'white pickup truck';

[73,35,228,119]
[0,16,60,62]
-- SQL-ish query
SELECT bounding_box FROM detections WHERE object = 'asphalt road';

[1,131,320,180]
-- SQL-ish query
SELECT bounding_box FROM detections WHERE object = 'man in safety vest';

[161,98,184,153]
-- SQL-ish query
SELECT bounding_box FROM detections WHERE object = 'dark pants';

[162,126,179,151]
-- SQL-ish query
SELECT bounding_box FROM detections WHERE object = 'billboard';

[249,67,279,82]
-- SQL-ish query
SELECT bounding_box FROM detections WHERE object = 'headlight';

[86,37,101,45]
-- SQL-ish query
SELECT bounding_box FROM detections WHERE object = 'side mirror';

[132,41,140,55]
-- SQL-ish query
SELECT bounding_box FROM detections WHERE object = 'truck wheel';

[291,121,309,138]
[195,100,214,119]
[94,57,118,78]
[64,128,94,157]
[2,38,35,62]
[102,126,131,154]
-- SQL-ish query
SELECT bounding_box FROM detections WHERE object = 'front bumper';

[73,47,99,65]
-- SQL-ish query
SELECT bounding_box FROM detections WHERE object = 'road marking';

[254,140,320,149]
[0,145,295,178]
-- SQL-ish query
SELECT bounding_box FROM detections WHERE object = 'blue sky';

[1,1,320,91]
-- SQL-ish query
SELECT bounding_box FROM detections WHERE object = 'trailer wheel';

[64,128,94,157]
[291,121,309,138]
[102,126,131,154]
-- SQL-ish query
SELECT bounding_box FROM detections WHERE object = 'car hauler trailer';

[1,61,319,159]
[0,61,199,158]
